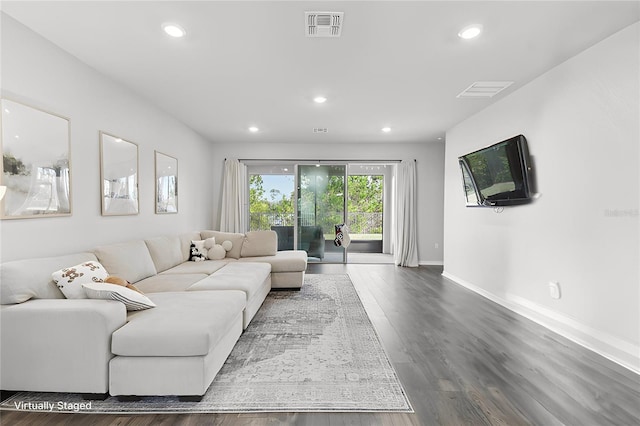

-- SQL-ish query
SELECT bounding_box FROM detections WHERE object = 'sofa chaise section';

[109,291,245,399]
[238,250,307,288]
[201,229,308,289]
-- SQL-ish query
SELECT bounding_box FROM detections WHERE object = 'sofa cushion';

[240,230,277,257]
[145,236,183,273]
[161,260,229,275]
[51,261,109,299]
[94,240,157,284]
[200,231,244,259]
[111,291,246,357]
[1,253,97,304]
[237,250,308,273]
[187,262,271,301]
[134,273,209,293]
[83,282,156,311]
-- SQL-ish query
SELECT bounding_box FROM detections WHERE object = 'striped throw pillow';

[82,282,156,311]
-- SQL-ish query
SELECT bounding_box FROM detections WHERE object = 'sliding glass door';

[247,160,393,264]
[297,164,346,263]
[247,164,296,251]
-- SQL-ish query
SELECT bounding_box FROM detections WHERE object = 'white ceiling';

[3,1,639,145]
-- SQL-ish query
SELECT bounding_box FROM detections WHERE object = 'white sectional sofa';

[0,230,307,401]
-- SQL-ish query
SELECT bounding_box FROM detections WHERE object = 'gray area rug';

[1,274,413,414]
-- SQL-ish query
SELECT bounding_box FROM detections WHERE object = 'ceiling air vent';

[313,128,329,133]
[305,12,344,37]
[457,81,514,98]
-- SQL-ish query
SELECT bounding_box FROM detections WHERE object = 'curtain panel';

[220,159,248,233]
[393,160,419,267]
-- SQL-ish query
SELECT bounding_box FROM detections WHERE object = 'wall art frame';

[100,131,139,216]
[155,150,178,214]
[0,98,72,219]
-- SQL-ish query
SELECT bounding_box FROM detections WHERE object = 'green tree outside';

[249,174,294,230]
[250,173,383,238]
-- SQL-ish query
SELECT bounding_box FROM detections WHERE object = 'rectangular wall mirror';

[155,151,178,214]
[1,99,71,219]
[100,132,139,215]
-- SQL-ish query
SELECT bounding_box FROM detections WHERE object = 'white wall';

[0,15,214,262]
[210,141,445,264]
[443,23,639,372]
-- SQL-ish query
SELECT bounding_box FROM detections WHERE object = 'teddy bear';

[105,275,144,294]
[204,237,233,260]
[189,240,208,262]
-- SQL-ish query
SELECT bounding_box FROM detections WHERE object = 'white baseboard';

[441,271,640,375]
[419,260,444,266]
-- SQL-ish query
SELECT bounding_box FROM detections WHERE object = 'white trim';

[441,271,640,375]
[419,260,444,266]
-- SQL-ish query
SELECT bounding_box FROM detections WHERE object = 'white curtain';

[219,159,248,233]
[393,160,419,267]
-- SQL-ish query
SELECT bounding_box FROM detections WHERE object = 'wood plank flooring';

[1,264,638,425]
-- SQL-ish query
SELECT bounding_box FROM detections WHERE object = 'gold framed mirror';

[1,99,72,219]
[155,151,178,214]
[100,132,139,216]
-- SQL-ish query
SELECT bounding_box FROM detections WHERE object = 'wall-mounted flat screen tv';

[458,134,534,207]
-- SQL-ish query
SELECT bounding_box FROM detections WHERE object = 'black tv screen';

[458,134,533,207]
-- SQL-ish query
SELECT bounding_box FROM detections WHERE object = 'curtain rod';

[227,158,415,162]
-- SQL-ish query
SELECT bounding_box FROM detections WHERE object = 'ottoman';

[109,290,245,400]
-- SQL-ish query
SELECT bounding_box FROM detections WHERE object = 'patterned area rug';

[1,274,412,414]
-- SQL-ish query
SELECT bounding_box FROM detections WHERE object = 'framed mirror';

[1,99,71,219]
[155,151,178,214]
[100,132,139,216]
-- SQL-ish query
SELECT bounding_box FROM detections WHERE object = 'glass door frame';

[244,159,396,264]
[295,161,348,264]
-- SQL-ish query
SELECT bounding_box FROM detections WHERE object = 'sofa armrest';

[0,299,127,393]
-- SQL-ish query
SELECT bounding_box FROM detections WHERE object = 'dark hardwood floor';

[2,264,638,425]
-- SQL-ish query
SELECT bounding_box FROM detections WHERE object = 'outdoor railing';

[250,211,382,236]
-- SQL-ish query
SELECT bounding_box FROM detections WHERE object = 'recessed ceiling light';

[458,24,482,40]
[381,127,391,133]
[162,23,186,38]
[249,126,259,133]
[314,96,327,104]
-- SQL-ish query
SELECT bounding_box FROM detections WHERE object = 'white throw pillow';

[51,261,109,299]
[200,231,244,259]
[203,237,216,250]
[208,244,226,260]
[82,282,156,311]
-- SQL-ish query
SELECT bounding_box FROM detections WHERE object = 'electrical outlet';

[549,282,561,299]
[435,243,439,249]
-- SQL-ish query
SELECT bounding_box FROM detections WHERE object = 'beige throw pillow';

[94,240,157,284]
[241,230,277,257]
